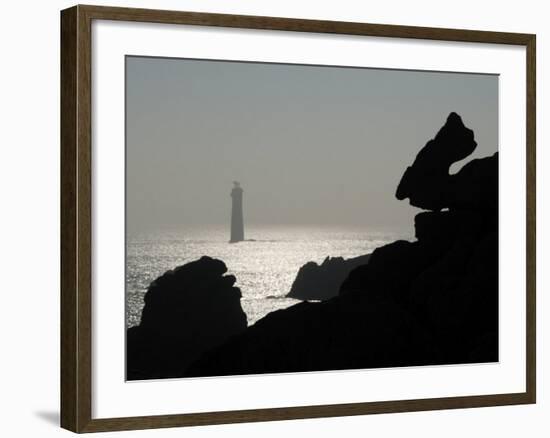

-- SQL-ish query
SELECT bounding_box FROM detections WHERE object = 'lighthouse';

[230,181,244,243]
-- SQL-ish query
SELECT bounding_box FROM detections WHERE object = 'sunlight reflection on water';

[126,225,411,327]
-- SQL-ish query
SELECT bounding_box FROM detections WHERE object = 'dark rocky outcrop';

[287,254,371,300]
[396,112,478,210]
[126,256,247,380]
[185,293,437,377]
[183,112,499,377]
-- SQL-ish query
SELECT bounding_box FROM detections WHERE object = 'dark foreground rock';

[186,293,437,376]
[126,256,247,380]
[287,254,371,300]
[183,113,498,377]
[396,112,479,210]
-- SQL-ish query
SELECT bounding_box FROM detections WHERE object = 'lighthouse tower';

[230,181,244,243]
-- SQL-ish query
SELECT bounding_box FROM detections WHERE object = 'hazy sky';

[126,56,498,234]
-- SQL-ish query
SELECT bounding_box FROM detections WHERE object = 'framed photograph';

[60,4,536,433]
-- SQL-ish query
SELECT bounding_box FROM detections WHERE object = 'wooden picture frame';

[61,4,536,433]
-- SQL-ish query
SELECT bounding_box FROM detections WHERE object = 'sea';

[126,225,411,328]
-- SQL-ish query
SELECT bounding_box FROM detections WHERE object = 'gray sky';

[126,56,498,234]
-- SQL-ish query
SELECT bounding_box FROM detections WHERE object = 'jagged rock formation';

[396,112,478,210]
[126,256,247,380]
[183,113,498,378]
[287,254,371,300]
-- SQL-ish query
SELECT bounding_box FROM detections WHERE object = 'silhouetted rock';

[449,153,498,210]
[409,230,498,363]
[396,112,477,210]
[126,256,247,380]
[340,240,447,299]
[181,112,498,378]
[414,207,494,244]
[287,254,371,300]
[186,292,437,377]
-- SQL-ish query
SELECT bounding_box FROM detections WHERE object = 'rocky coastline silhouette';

[286,254,371,301]
[126,256,247,380]
[127,112,498,380]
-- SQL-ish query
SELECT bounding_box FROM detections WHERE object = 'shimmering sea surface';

[126,225,411,328]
